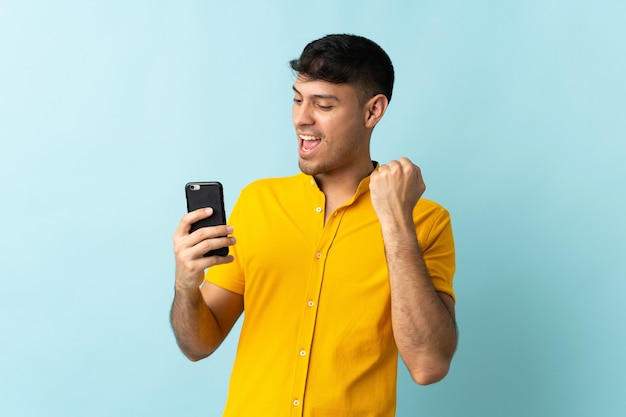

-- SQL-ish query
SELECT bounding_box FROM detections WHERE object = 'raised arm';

[170,208,243,361]
[370,158,457,385]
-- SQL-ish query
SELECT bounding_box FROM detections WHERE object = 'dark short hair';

[290,34,395,103]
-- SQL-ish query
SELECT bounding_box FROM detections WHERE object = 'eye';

[293,97,302,104]
[316,104,333,111]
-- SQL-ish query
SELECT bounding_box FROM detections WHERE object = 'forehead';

[293,75,359,100]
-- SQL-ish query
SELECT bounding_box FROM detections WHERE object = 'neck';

[314,159,375,221]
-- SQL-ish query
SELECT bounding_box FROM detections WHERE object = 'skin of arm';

[170,208,243,361]
[370,157,457,385]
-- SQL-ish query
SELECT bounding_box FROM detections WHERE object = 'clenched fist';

[370,157,425,225]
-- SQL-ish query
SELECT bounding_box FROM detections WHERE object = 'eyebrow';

[292,85,340,101]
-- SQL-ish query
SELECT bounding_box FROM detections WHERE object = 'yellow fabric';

[205,171,455,417]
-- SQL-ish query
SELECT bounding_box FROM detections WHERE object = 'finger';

[175,234,236,272]
[414,166,426,193]
[398,156,413,166]
[182,227,234,259]
[393,157,420,178]
[396,158,418,176]
[198,254,235,269]
[387,159,400,169]
[174,207,214,238]
[412,163,422,179]
[191,235,237,259]
[210,254,235,266]
[188,225,234,245]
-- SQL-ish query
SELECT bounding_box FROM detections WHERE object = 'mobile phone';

[185,181,229,257]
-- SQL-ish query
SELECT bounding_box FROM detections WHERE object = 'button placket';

[289,189,344,415]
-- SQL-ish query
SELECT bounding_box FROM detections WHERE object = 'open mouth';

[300,134,322,152]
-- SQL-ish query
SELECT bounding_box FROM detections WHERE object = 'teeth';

[300,134,320,141]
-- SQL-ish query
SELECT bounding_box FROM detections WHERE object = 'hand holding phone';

[185,181,229,257]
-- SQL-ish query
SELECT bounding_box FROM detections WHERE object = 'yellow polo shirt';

[205,171,455,417]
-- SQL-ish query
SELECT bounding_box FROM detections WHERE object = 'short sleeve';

[418,207,456,303]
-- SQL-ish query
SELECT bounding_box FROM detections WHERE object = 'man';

[171,34,457,416]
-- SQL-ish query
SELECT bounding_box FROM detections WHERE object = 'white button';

[307,300,314,307]
[315,207,322,213]
[316,253,322,259]
[299,350,307,356]
[293,399,300,407]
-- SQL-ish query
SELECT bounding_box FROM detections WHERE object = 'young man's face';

[292,75,370,177]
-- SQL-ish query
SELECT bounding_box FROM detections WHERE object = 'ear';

[364,94,389,129]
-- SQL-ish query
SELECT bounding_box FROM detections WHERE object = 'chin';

[298,159,321,176]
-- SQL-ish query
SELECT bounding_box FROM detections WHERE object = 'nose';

[292,101,314,127]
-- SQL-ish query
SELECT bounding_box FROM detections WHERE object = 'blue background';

[1,1,624,416]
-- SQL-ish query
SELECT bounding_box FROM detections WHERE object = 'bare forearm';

[170,286,223,361]
[382,218,457,385]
